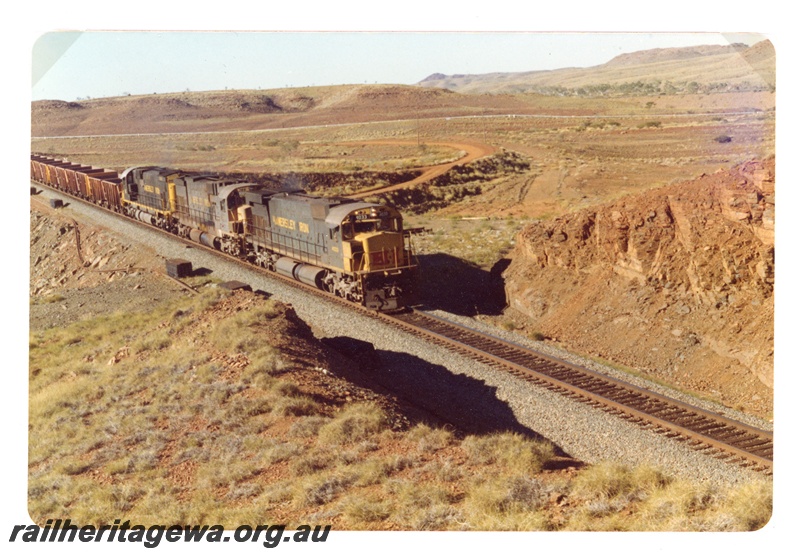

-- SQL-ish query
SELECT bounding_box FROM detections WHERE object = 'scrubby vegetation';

[224,169,422,198]
[373,150,530,214]
[515,79,771,98]
[29,287,771,531]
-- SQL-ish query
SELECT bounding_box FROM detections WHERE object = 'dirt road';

[347,140,496,199]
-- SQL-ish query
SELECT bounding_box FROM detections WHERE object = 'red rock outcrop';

[503,158,774,417]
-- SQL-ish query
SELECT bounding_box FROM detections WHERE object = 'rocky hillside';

[502,158,774,418]
[418,40,775,95]
[31,84,533,137]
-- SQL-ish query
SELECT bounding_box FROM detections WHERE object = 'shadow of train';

[414,253,510,316]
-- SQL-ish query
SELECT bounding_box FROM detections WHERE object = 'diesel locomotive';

[31,154,417,311]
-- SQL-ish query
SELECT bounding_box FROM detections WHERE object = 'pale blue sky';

[32,31,765,102]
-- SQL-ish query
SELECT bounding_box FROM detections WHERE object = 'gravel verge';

[424,309,775,433]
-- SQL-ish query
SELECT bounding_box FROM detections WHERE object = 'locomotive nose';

[356,231,405,271]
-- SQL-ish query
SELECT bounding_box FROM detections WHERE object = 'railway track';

[380,310,773,474]
[32,182,774,475]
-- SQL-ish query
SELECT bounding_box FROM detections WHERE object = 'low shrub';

[461,432,555,474]
[317,402,387,446]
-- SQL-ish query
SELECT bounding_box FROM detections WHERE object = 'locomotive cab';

[120,166,179,214]
[325,203,416,310]
[328,204,409,272]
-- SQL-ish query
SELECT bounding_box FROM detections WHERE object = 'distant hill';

[31,84,538,137]
[417,41,775,95]
[31,41,776,138]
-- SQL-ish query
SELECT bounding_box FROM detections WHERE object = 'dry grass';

[461,432,555,475]
[461,476,551,530]
[564,462,771,532]
[571,461,669,500]
[407,214,527,269]
[405,423,454,453]
[29,285,772,531]
[340,494,393,526]
[317,402,387,446]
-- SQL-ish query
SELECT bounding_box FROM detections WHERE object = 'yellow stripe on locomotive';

[120,167,180,218]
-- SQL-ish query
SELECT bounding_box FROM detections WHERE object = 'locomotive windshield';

[341,214,399,239]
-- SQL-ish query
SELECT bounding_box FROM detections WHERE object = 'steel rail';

[383,310,773,473]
